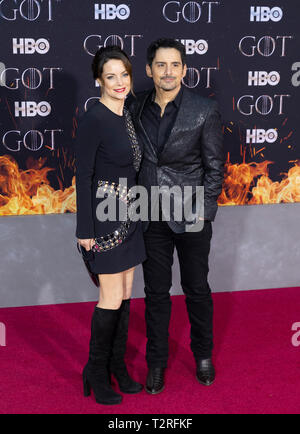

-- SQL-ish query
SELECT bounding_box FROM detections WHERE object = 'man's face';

[146,47,187,92]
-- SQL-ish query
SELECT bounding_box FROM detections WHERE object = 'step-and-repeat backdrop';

[0,0,299,216]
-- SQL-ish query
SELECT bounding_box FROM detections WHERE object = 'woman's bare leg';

[122,267,135,300]
[97,273,124,310]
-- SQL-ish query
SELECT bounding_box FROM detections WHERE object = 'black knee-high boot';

[110,299,143,394]
[83,306,122,405]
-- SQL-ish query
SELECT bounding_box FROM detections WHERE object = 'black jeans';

[142,220,213,369]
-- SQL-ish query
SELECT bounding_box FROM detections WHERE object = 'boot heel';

[83,374,91,397]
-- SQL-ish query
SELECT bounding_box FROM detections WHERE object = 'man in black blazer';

[128,38,225,394]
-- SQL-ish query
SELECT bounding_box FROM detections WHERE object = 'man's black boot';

[196,358,215,386]
[145,367,165,394]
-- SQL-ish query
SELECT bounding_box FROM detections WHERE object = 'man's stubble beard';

[160,86,177,92]
[158,80,180,92]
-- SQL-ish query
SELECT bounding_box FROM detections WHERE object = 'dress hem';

[90,254,147,275]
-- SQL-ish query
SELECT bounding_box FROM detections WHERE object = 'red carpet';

[0,287,299,414]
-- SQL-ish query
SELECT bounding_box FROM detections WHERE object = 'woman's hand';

[77,238,95,251]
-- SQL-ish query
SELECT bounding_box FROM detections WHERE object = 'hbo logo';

[13,38,50,54]
[94,4,130,20]
[250,6,283,22]
[246,129,278,144]
[248,71,280,86]
[14,101,51,117]
[179,39,208,55]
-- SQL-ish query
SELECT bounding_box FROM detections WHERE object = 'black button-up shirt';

[141,87,183,156]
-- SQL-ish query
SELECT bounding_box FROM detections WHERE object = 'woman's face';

[98,59,131,101]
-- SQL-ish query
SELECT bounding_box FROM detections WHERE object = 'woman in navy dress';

[75,46,146,405]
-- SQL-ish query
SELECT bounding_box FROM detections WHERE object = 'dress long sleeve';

[75,113,101,239]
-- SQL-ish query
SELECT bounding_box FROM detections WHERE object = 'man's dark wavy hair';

[146,38,187,67]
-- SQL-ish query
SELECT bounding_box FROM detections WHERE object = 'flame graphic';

[219,158,300,205]
[0,155,299,216]
[0,155,76,215]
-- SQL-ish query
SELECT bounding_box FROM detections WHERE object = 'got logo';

[0,0,61,21]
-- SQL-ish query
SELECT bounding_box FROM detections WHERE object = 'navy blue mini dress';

[75,101,146,274]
